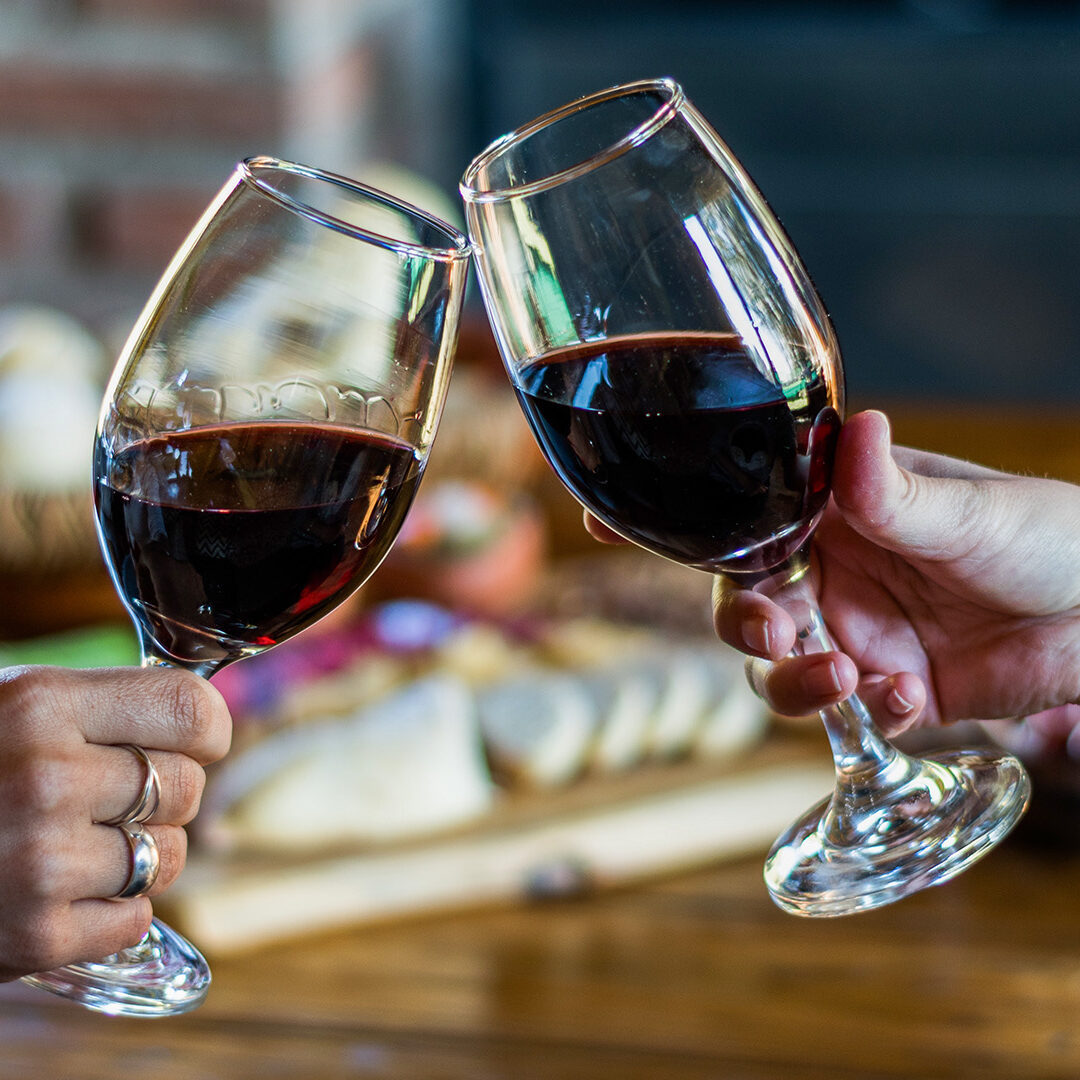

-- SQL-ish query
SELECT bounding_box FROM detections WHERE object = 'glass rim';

[459,77,684,204]
[240,156,471,262]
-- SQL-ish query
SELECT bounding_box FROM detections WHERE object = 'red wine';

[515,332,840,573]
[94,421,423,666]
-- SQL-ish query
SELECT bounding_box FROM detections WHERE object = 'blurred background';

[0,0,1077,403]
[0,0,1077,639]
[2,0,1080,1020]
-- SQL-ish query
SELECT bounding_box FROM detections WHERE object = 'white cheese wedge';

[435,622,536,686]
[0,305,104,491]
[205,674,495,851]
[477,670,597,788]
[582,664,663,773]
[692,647,770,759]
[645,648,715,759]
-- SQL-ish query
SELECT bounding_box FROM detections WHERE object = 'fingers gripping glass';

[21,158,469,1015]
[461,78,1030,917]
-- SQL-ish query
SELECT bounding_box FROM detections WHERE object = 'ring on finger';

[111,821,160,900]
[100,744,161,826]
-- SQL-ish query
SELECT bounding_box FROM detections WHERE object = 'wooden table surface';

[4,402,1080,1078]
[1,828,1079,1079]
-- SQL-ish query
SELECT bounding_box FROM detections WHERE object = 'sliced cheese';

[206,674,494,851]
[477,671,597,788]
[692,647,770,759]
[645,648,715,760]
[583,665,662,773]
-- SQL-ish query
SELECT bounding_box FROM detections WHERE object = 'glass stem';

[786,581,901,778]
[737,552,922,839]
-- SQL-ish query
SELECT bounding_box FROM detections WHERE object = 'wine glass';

[460,78,1030,916]
[21,157,469,1014]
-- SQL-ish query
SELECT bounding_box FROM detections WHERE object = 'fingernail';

[886,684,915,715]
[803,659,843,698]
[741,615,771,656]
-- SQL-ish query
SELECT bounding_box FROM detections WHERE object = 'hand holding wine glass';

[22,157,469,1015]
[0,666,229,982]
[461,78,1029,917]
[716,408,1080,735]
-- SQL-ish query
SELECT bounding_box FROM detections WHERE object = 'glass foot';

[20,917,210,1017]
[764,748,1031,917]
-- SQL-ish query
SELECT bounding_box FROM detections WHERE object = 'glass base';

[20,917,210,1017]
[764,748,1031,917]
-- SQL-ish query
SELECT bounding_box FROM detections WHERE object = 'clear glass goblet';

[21,157,469,1014]
[460,78,1030,917]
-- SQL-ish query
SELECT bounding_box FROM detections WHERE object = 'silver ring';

[111,821,160,900]
[100,744,161,826]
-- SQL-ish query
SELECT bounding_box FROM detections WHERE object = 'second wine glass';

[460,78,1030,917]
[21,157,469,1015]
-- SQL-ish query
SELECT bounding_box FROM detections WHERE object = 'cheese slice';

[203,674,495,851]
[477,671,597,788]
[692,647,769,759]
[583,665,662,773]
[645,648,715,759]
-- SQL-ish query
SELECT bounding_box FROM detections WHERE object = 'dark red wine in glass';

[514,331,839,575]
[94,421,423,668]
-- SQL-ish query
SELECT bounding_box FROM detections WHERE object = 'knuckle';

[5,816,71,902]
[9,827,69,900]
[109,897,154,949]
[170,762,206,825]
[159,674,229,760]
[163,674,209,743]
[0,666,68,740]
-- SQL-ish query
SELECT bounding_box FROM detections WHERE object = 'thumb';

[829,410,1005,560]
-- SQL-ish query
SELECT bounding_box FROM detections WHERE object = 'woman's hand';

[711,410,1080,736]
[0,665,230,981]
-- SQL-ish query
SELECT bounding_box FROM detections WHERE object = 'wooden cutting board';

[164,733,834,955]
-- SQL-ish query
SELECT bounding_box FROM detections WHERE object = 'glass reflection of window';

[509,199,576,352]
[571,352,605,412]
[682,212,782,387]
[684,200,830,394]
[736,203,831,383]
[406,258,436,324]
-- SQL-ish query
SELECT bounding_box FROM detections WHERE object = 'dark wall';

[459,1,1080,404]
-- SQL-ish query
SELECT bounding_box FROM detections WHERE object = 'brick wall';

[0,0,466,347]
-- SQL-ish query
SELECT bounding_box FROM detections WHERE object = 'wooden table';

[1,826,1078,1079]
[4,401,1080,1077]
